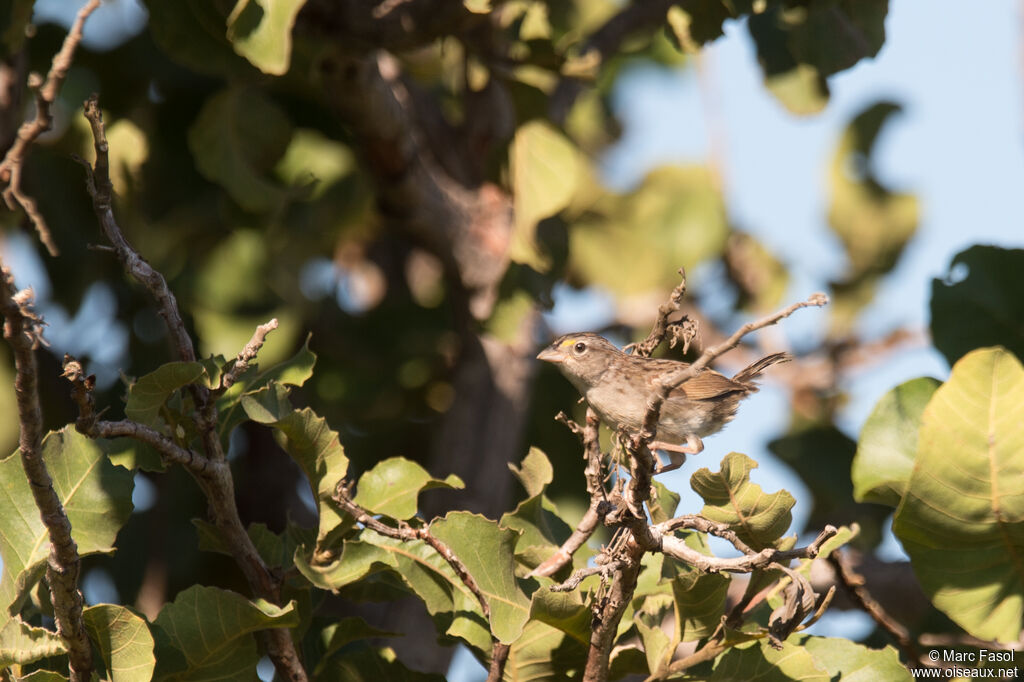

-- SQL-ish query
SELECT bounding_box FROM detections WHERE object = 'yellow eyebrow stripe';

[558,338,577,348]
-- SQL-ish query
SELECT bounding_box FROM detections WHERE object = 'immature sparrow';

[537,332,790,473]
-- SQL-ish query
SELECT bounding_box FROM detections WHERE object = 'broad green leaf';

[358,528,491,655]
[103,437,167,473]
[827,102,918,332]
[293,539,397,591]
[648,478,680,525]
[124,361,204,426]
[243,405,349,544]
[893,348,1024,642]
[569,166,728,297]
[852,378,941,507]
[690,452,794,550]
[353,457,463,521]
[636,605,672,675]
[152,585,298,682]
[315,617,402,671]
[931,246,1024,365]
[668,534,730,642]
[18,671,68,681]
[83,604,156,682]
[0,427,134,615]
[226,0,306,75]
[711,640,828,680]
[317,645,446,682]
[0,616,64,665]
[508,447,553,498]
[528,583,592,645]
[275,129,355,199]
[510,120,581,269]
[500,493,576,574]
[187,88,292,213]
[430,512,532,643]
[795,634,912,681]
[239,382,293,425]
[504,619,588,681]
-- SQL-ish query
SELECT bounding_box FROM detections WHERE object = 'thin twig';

[626,268,689,358]
[828,550,923,664]
[216,318,280,393]
[0,266,92,681]
[0,0,101,255]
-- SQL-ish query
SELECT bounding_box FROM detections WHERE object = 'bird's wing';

[671,370,747,401]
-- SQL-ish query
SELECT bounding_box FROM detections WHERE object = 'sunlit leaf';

[226,0,307,75]
[852,377,940,507]
[795,634,912,681]
[353,457,463,521]
[893,348,1024,642]
[690,452,794,550]
[711,639,828,680]
[0,427,134,615]
[293,539,398,592]
[0,616,65,666]
[83,604,156,682]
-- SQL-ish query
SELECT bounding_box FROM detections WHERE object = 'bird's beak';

[536,345,564,364]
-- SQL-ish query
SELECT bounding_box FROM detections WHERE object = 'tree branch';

[0,265,92,681]
[75,98,307,682]
[0,0,100,256]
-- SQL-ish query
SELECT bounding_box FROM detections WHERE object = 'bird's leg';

[650,434,704,474]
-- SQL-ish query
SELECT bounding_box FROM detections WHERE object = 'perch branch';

[216,318,280,394]
[0,0,100,255]
[1,266,92,681]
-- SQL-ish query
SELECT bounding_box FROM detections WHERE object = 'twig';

[0,266,92,681]
[216,318,280,394]
[0,0,101,256]
[75,98,307,681]
[529,409,606,578]
[333,484,509,681]
[660,525,837,574]
[626,268,689,358]
[828,550,923,665]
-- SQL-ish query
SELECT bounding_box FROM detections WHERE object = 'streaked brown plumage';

[537,332,790,473]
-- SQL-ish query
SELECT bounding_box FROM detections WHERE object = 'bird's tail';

[731,352,792,384]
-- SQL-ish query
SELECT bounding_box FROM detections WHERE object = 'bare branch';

[660,525,837,574]
[828,549,923,664]
[217,318,280,393]
[1,266,92,681]
[0,0,101,256]
[626,268,690,358]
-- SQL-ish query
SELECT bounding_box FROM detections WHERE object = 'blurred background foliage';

[0,0,1020,676]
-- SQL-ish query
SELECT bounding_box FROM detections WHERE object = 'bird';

[537,332,790,473]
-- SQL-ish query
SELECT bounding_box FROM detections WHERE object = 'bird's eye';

[573,341,587,355]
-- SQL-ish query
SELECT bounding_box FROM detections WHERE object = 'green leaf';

[125,361,205,426]
[226,0,306,75]
[194,519,311,569]
[711,639,829,680]
[244,405,350,544]
[430,512,532,644]
[239,382,293,425]
[500,493,576,574]
[827,102,918,332]
[636,602,672,675]
[510,120,581,269]
[852,377,941,506]
[152,585,298,682]
[18,671,68,682]
[931,246,1024,365]
[668,535,730,642]
[293,539,397,591]
[0,616,65,666]
[528,583,592,645]
[357,528,491,655]
[316,617,402,662]
[569,166,728,297]
[508,447,553,498]
[648,478,680,525]
[353,457,463,521]
[187,88,292,213]
[83,604,156,682]
[690,452,794,550]
[0,427,134,615]
[892,347,1024,642]
[795,634,912,681]
[504,620,589,681]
